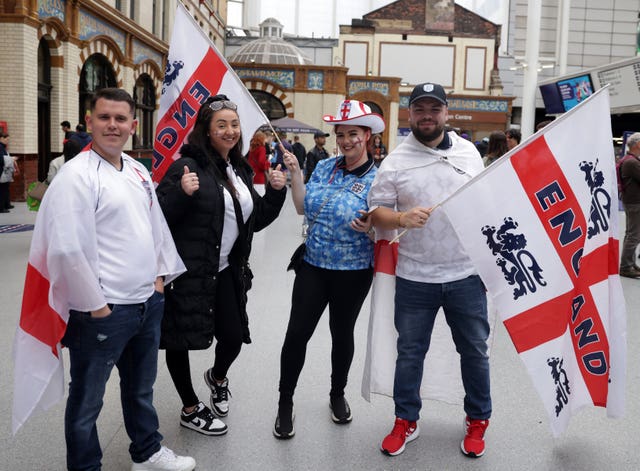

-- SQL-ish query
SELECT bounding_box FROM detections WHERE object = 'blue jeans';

[62,291,164,471]
[393,275,491,422]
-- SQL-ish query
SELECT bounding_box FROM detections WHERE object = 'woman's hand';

[283,150,303,186]
[269,164,286,190]
[282,149,298,173]
[180,165,199,196]
[350,209,372,233]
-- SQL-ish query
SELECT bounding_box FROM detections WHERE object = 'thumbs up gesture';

[181,165,199,196]
[268,164,286,190]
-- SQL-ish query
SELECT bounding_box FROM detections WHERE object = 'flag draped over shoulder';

[440,88,626,436]
[152,3,269,183]
[361,228,497,403]
[13,152,186,434]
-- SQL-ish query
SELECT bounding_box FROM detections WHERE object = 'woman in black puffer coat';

[156,94,287,436]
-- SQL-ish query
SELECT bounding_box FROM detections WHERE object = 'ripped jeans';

[62,291,164,471]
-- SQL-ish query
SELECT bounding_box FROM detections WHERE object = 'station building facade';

[227,1,514,153]
[0,0,226,200]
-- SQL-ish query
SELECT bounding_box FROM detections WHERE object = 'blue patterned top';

[304,156,376,270]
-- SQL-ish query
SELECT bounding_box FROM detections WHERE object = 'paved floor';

[0,199,638,470]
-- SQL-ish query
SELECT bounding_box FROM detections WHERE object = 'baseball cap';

[409,83,448,106]
[314,130,330,138]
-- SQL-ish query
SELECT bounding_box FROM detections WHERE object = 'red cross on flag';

[340,101,352,119]
[440,87,626,436]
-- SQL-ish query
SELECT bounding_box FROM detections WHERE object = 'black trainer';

[180,402,228,435]
[330,396,352,424]
[204,369,231,417]
[273,403,295,439]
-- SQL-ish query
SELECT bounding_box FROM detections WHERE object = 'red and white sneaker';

[380,417,419,456]
[460,416,489,458]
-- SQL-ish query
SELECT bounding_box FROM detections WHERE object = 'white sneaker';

[131,446,196,471]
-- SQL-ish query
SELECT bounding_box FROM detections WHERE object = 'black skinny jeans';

[278,261,373,404]
[165,267,244,408]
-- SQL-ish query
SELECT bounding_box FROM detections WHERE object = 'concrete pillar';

[521,0,542,139]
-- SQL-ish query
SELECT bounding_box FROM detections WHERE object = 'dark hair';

[188,94,244,168]
[90,88,135,115]
[536,119,553,131]
[505,128,521,143]
[60,121,71,128]
[486,131,508,158]
[76,123,86,132]
[62,139,83,163]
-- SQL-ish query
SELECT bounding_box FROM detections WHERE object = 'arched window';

[133,74,156,149]
[249,90,286,120]
[79,54,117,124]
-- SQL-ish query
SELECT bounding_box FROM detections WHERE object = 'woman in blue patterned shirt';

[273,100,386,439]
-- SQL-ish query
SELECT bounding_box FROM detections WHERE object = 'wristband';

[397,211,405,228]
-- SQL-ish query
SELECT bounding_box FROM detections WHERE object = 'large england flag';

[441,88,626,436]
[153,3,269,183]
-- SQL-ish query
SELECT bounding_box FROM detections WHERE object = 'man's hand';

[90,305,111,318]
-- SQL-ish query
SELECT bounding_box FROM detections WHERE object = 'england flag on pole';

[440,87,626,436]
[152,2,269,183]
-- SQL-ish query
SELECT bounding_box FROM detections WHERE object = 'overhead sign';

[540,56,640,115]
[592,61,640,113]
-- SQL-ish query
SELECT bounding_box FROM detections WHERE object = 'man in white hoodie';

[369,82,491,459]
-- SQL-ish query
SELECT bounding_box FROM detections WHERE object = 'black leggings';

[278,261,373,404]
[166,267,244,408]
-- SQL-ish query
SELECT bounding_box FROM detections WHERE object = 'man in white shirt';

[40,88,194,471]
[369,83,491,459]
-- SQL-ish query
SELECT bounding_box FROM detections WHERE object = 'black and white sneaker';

[180,402,228,436]
[204,369,231,417]
[330,396,352,424]
[273,403,295,439]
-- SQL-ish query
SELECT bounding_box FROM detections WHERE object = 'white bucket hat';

[322,100,385,134]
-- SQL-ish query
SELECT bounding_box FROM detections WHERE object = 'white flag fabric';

[152,3,269,183]
[440,88,626,436]
[361,228,497,404]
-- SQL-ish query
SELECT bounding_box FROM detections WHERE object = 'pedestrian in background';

[247,130,270,195]
[619,132,640,278]
[156,94,287,437]
[0,132,16,212]
[482,130,508,167]
[73,123,93,148]
[304,130,330,183]
[505,128,521,151]
[60,120,74,142]
[272,131,293,170]
[372,133,387,167]
[47,138,82,184]
[37,88,194,470]
[273,99,384,439]
[292,135,306,170]
[369,82,491,459]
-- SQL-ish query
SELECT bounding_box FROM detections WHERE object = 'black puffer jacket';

[156,144,286,350]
